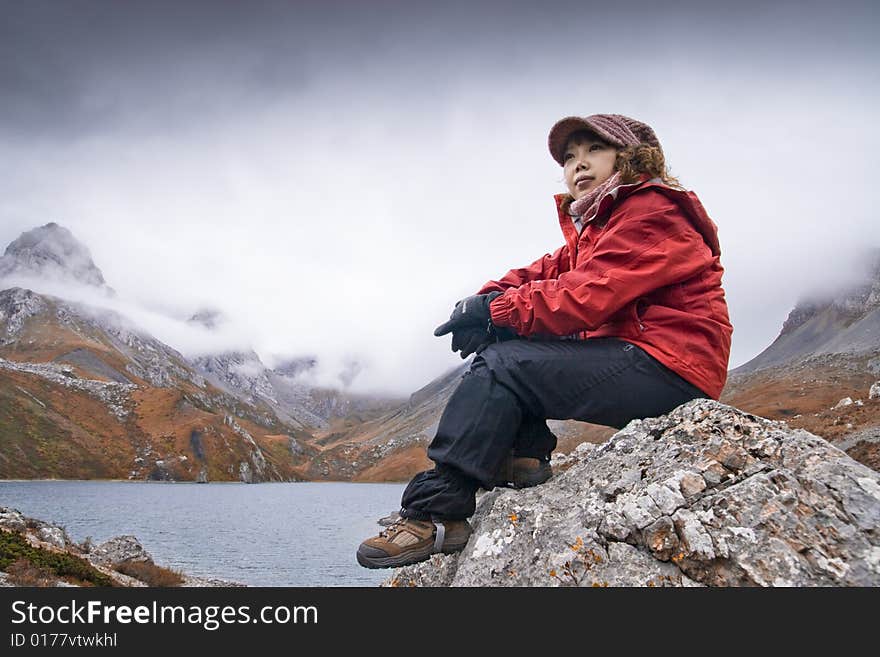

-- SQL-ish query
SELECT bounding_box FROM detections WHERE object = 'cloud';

[1,0,878,395]
[0,271,254,355]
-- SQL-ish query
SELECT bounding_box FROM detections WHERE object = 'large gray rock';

[0,508,28,533]
[385,399,880,587]
[88,536,153,567]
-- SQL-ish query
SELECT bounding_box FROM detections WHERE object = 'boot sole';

[356,537,470,569]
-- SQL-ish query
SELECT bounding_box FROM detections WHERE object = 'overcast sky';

[1,0,878,395]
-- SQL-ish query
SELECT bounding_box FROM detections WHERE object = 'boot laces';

[378,516,411,538]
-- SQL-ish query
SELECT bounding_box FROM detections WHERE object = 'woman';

[357,113,732,569]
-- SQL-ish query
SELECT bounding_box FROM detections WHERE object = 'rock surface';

[385,399,880,587]
[88,535,153,567]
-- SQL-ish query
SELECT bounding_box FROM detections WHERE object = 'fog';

[1,0,878,394]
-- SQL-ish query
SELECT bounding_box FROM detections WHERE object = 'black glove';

[452,325,492,359]
[451,324,520,358]
[433,292,502,338]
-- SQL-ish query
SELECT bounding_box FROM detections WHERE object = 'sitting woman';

[357,113,733,569]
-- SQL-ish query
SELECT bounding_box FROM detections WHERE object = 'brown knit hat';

[548,114,662,165]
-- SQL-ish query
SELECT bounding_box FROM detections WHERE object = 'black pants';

[400,338,707,520]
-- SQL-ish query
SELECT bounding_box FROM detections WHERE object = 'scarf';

[567,171,622,228]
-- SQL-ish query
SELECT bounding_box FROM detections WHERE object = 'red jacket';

[479,179,733,399]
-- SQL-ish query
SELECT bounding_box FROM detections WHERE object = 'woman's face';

[563,131,617,200]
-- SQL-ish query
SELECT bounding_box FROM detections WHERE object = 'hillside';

[0,287,318,482]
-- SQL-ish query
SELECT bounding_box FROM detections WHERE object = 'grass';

[5,558,57,586]
[0,529,116,587]
[114,560,184,587]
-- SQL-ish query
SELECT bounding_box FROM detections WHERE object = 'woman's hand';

[435,292,517,358]
[433,292,501,337]
[451,325,492,359]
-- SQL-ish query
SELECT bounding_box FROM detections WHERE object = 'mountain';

[185,310,404,434]
[0,224,321,482]
[0,286,322,482]
[0,223,112,294]
[722,249,880,471]
[731,249,880,374]
[0,223,409,482]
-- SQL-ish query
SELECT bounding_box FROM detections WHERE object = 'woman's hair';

[557,135,682,215]
[615,143,681,188]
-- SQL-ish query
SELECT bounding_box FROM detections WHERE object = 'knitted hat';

[548,114,661,165]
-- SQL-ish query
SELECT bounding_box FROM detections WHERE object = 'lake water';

[0,480,407,587]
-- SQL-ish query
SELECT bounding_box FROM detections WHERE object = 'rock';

[598,512,631,542]
[870,382,880,400]
[288,436,305,457]
[672,508,716,561]
[601,468,641,501]
[0,507,70,549]
[0,508,28,533]
[644,516,679,561]
[384,399,880,587]
[89,536,152,566]
[180,574,248,587]
[37,526,67,550]
[834,397,854,409]
[678,472,707,498]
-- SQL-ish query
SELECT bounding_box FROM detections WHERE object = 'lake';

[0,480,407,587]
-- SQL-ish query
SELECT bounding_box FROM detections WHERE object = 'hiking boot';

[489,455,552,489]
[356,517,472,569]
